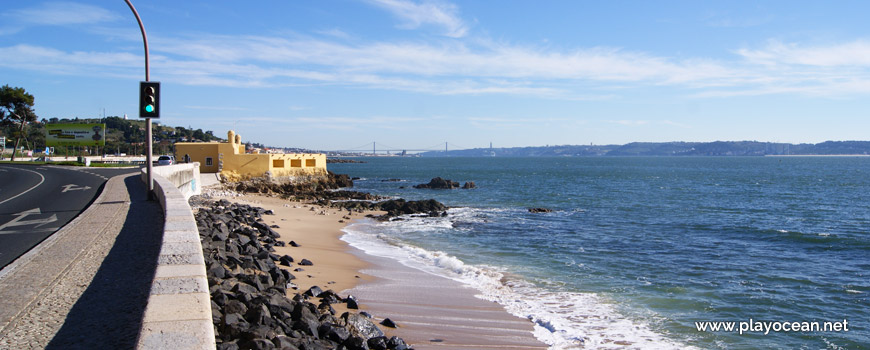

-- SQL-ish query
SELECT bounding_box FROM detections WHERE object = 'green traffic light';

[145,104,154,113]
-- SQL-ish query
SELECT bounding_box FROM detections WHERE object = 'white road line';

[0,167,46,206]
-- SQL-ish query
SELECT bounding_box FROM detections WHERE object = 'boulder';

[340,336,368,350]
[298,259,314,266]
[345,295,359,310]
[318,289,343,304]
[379,318,397,328]
[462,181,476,189]
[304,286,324,298]
[340,312,384,339]
[413,177,460,189]
[367,336,388,350]
[387,336,409,350]
[528,207,553,213]
[271,335,299,350]
[318,323,351,343]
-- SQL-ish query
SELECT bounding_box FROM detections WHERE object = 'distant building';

[174,130,326,180]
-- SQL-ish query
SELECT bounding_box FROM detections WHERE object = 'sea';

[329,156,869,349]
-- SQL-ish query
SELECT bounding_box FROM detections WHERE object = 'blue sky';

[2,1,869,151]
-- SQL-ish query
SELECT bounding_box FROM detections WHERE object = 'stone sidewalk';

[0,173,164,349]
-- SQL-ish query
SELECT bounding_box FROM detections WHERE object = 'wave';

[760,228,869,248]
[341,212,693,350]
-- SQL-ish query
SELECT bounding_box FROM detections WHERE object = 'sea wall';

[136,167,215,349]
[143,163,202,199]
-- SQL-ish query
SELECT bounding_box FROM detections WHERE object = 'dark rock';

[292,318,320,338]
[413,177,460,189]
[225,300,249,315]
[318,323,350,343]
[340,336,368,350]
[387,336,409,350]
[366,337,388,350]
[345,295,359,310]
[528,207,553,213]
[289,241,300,247]
[217,340,240,350]
[271,335,299,350]
[240,338,276,350]
[379,318,397,328]
[209,264,227,279]
[298,259,313,266]
[340,312,384,339]
[462,181,476,189]
[318,289,342,304]
[279,255,294,266]
[221,313,250,339]
[304,286,323,298]
[245,304,272,326]
[373,199,448,221]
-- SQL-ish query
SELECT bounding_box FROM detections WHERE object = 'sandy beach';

[213,192,547,349]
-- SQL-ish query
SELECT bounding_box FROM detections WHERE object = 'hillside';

[420,141,870,157]
[1,116,222,156]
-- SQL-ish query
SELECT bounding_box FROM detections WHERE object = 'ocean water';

[330,157,869,349]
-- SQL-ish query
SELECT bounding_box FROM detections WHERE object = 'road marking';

[61,184,92,193]
[0,208,59,234]
[0,167,45,206]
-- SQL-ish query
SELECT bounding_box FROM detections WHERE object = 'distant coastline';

[411,140,870,157]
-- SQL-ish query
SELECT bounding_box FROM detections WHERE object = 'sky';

[2,1,870,151]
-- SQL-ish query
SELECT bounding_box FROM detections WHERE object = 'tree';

[0,85,37,161]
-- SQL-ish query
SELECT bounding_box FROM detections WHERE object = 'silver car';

[157,155,175,166]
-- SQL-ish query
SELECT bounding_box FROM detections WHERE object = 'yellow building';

[174,130,327,180]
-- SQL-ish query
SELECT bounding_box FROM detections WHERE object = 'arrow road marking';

[0,208,59,235]
[61,184,92,193]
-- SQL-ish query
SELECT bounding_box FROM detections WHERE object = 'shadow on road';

[47,175,164,349]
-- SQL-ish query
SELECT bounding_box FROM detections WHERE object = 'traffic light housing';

[139,81,160,118]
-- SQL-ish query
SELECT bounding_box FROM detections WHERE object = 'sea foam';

[342,210,693,350]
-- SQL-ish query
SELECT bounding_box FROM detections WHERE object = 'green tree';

[0,85,37,161]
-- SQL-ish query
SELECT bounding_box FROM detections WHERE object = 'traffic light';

[139,81,160,118]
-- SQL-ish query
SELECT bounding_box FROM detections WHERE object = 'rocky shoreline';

[230,173,450,221]
[197,199,412,350]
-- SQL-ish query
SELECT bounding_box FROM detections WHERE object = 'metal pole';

[125,0,154,199]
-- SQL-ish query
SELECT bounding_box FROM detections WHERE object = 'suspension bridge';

[326,141,477,155]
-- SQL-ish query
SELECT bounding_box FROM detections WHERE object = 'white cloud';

[8,2,121,26]
[737,40,870,67]
[184,105,249,111]
[611,120,650,126]
[5,15,870,101]
[365,0,468,38]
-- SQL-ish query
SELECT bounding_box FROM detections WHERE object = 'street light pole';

[125,0,154,200]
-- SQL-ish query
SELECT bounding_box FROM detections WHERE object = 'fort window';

[273,159,285,168]
[306,159,316,167]
[290,159,302,167]
[206,157,213,166]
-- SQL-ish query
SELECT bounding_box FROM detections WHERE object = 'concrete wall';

[137,167,214,350]
[142,163,202,199]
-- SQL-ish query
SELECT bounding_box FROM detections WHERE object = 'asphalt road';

[0,164,139,268]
